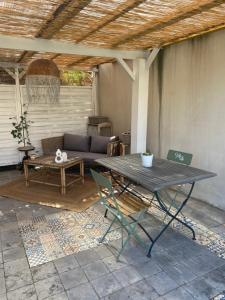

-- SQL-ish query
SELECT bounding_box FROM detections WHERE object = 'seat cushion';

[64,134,90,152]
[64,150,107,164]
[90,136,117,154]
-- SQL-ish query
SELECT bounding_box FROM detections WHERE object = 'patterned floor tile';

[17,206,120,267]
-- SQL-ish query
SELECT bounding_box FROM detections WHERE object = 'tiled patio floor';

[0,170,225,300]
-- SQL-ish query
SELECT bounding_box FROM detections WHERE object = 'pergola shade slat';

[0,0,225,69]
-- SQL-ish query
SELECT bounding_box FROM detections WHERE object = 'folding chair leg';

[116,232,131,261]
[132,231,148,250]
[104,208,108,218]
[99,216,117,243]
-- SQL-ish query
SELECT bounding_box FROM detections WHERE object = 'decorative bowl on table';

[30,154,38,160]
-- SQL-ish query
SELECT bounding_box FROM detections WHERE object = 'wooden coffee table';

[24,156,84,195]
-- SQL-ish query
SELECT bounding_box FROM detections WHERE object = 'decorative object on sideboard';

[119,131,131,155]
[62,151,68,162]
[26,59,60,104]
[120,131,131,145]
[87,116,112,137]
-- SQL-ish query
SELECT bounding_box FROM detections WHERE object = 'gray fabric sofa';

[41,133,120,165]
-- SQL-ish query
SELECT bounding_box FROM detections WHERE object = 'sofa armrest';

[107,141,120,157]
[41,136,64,155]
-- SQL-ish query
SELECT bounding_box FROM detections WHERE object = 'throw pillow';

[64,133,90,152]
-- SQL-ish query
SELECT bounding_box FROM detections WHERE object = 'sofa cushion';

[64,151,107,164]
[64,134,90,152]
[90,136,117,154]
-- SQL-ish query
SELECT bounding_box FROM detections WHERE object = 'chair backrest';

[91,169,124,219]
[91,169,113,192]
[167,149,193,166]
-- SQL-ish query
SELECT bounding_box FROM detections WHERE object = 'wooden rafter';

[17,0,92,63]
[67,57,89,68]
[161,21,225,48]
[68,57,115,69]
[64,0,145,68]
[113,0,225,47]
[75,0,146,44]
[66,0,225,68]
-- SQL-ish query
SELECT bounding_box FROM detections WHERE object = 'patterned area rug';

[17,206,121,267]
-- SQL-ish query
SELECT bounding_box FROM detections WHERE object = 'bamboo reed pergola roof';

[0,0,225,70]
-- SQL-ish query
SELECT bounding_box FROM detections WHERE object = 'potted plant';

[9,103,33,147]
[141,152,154,167]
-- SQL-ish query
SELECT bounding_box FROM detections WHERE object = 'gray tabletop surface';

[96,154,216,192]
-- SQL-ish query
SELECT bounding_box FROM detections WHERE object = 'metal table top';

[96,154,216,192]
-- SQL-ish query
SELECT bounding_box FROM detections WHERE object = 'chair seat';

[108,192,149,216]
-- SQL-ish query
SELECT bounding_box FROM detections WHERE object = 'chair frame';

[91,169,148,260]
[161,149,193,223]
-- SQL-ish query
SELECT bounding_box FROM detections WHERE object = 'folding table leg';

[147,182,196,257]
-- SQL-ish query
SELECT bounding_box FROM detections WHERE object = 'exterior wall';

[148,29,225,210]
[0,85,93,166]
[0,85,18,165]
[98,61,132,136]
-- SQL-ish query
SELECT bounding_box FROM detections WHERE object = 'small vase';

[141,153,154,167]
[62,152,68,162]
[55,149,63,163]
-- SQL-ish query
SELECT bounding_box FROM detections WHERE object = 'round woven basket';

[26,59,60,77]
[26,59,60,104]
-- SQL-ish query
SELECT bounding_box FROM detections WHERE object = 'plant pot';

[141,153,154,167]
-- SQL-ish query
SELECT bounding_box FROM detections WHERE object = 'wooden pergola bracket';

[117,58,135,80]
[146,48,160,69]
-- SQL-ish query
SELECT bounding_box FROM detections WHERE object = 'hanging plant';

[10,103,33,147]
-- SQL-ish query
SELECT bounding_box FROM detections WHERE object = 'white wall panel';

[0,85,19,165]
[148,29,225,210]
[0,85,94,166]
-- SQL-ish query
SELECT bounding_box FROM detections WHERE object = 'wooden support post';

[131,58,149,153]
[92,69,99,115]
[130,48,160,153]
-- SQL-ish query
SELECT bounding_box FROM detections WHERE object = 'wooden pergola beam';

[0,34,146,59]
[17,0,92,63]
[113,0,225,47]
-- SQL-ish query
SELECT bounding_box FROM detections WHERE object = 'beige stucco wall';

[148,29,225,210]
[98,29,225,210]
[98,61,132,136]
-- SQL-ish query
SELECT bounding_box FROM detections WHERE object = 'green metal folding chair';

[91,169,149,260]
[161,149,193,222]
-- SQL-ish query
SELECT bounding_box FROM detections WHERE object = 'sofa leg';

[104,208,108,218]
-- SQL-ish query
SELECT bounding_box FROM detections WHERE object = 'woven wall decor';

[25,59,60,104]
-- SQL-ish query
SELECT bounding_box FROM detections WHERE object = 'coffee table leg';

[61,168,66,195]
[80,161,84,184]
[24,163,29,187]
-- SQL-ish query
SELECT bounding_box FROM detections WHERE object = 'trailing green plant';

[142,152,153,156]
[10,103,33,146]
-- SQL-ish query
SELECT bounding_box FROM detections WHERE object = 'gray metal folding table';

[96,154,216,257]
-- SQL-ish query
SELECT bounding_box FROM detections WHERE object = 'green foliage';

[61,70,92,86]
[10,104,33,146]
[142,152,153,156]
